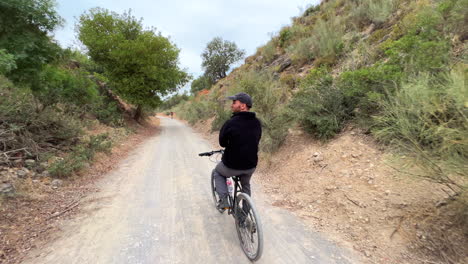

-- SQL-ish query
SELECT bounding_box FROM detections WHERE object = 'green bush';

[311,18,344,59]
[286,37,315,65]
[211,102,231,132]
[381,5,450,75]
[337,64,403,119]
[373,68,467,194]
[91,98,123,126]
[364,0,397,24]
[0,49,16,74]
[49,133,112,178]
[0,76,83,161]
[289,67,347,140]
[438,0,468,36]
[260,39,278,63]
[31,65,99,109]
[176,99,215,125]
[279,27,293,48]
[348,0,397,26]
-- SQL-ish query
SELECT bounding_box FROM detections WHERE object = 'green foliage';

[190,75,212,95]
[286,37,315,65]
[91,99,123,126]
[77,8,190,118]
[176,99,215,125]
[0,49,16,74]
[259,39,278,63]
[0,76,83,159]
[287,17,344,66]
[302,4,320,17]
[211,102,231,132]
[311,18,345,59]
[337,64,403,119]
[364,0,397,24]
[201,37,245,83]
[373,68,467,193]
[31,65,99,109]
[289,67,347,139]
[382,6,450,76]
[0,0,63,84]
[348,0,397,27]
[279,27,293,48]
[437,0,468,36]
[160,93,189,110]
[49,133,112,178]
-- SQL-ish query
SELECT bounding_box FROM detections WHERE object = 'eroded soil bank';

[192,117,468,264]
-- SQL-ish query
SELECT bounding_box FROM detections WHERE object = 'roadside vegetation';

[163,0,467,262]
[1,0,187,181]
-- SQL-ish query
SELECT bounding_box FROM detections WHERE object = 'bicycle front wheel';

[234,193,263,261]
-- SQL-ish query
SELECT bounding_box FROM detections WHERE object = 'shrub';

[289,67,347,140]
[438,0,468,36]
[378,5,450,76]
[348,0,397,26]
[91,98,123,126]
[364,0,397,24]
[31,65,99,110]
[260,39,278,63]
[49,133,112,178]
[0,49,16,74]
[286,37,315,65]
[373,68,467,195]
[279,27,292,48]
[0,76,83,162]
[337,64,403,119]
[311,18,345,59]
[303,4,320,17]
[176,99,215,125]
[211,101,231,132]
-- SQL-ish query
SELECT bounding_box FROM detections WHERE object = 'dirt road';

[23,117,356,264]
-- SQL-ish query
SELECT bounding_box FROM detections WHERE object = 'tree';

[77,8,189,120]
[201,37,245,83]
[190,75,212,95]
[0,0,63,83]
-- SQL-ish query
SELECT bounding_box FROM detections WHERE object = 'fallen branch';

[46,200,80,221]
[344,193,361,207]
[390,216,404,239]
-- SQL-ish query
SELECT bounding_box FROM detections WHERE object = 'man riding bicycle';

[213,92,262,211]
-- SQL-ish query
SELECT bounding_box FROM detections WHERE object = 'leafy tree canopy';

[190,75,212,95]
[0,0,63,83]
[77,8,190,119]
[201,37,245,83]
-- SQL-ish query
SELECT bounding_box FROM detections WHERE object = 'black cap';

[227,92,253,108]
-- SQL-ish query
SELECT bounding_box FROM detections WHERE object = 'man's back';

[219,111,262,170]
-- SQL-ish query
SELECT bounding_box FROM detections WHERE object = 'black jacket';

[219,111,262,170]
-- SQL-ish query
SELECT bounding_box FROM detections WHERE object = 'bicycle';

[199,150,264,261]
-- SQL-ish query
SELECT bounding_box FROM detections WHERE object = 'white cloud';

[55,0,320,79]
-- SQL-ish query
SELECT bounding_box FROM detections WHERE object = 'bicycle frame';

[227,176,242,216]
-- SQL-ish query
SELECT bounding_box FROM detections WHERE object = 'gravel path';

[23,117,355,264]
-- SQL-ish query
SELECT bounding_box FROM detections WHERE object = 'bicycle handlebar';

[198,150,224,157]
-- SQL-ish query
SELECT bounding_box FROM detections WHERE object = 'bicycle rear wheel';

[210,170,224,213]
[234,193,263,261]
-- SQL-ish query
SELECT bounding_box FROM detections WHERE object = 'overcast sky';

[54,0,320,84]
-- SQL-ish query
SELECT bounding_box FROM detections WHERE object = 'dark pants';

[213,161,256,197]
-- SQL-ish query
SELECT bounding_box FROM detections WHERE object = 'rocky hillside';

[173,0,467,263]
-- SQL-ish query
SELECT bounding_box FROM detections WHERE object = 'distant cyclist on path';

[213,92,262,210]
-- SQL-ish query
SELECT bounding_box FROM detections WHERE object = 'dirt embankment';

[192,118,468,264]
[0,117,160,264]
